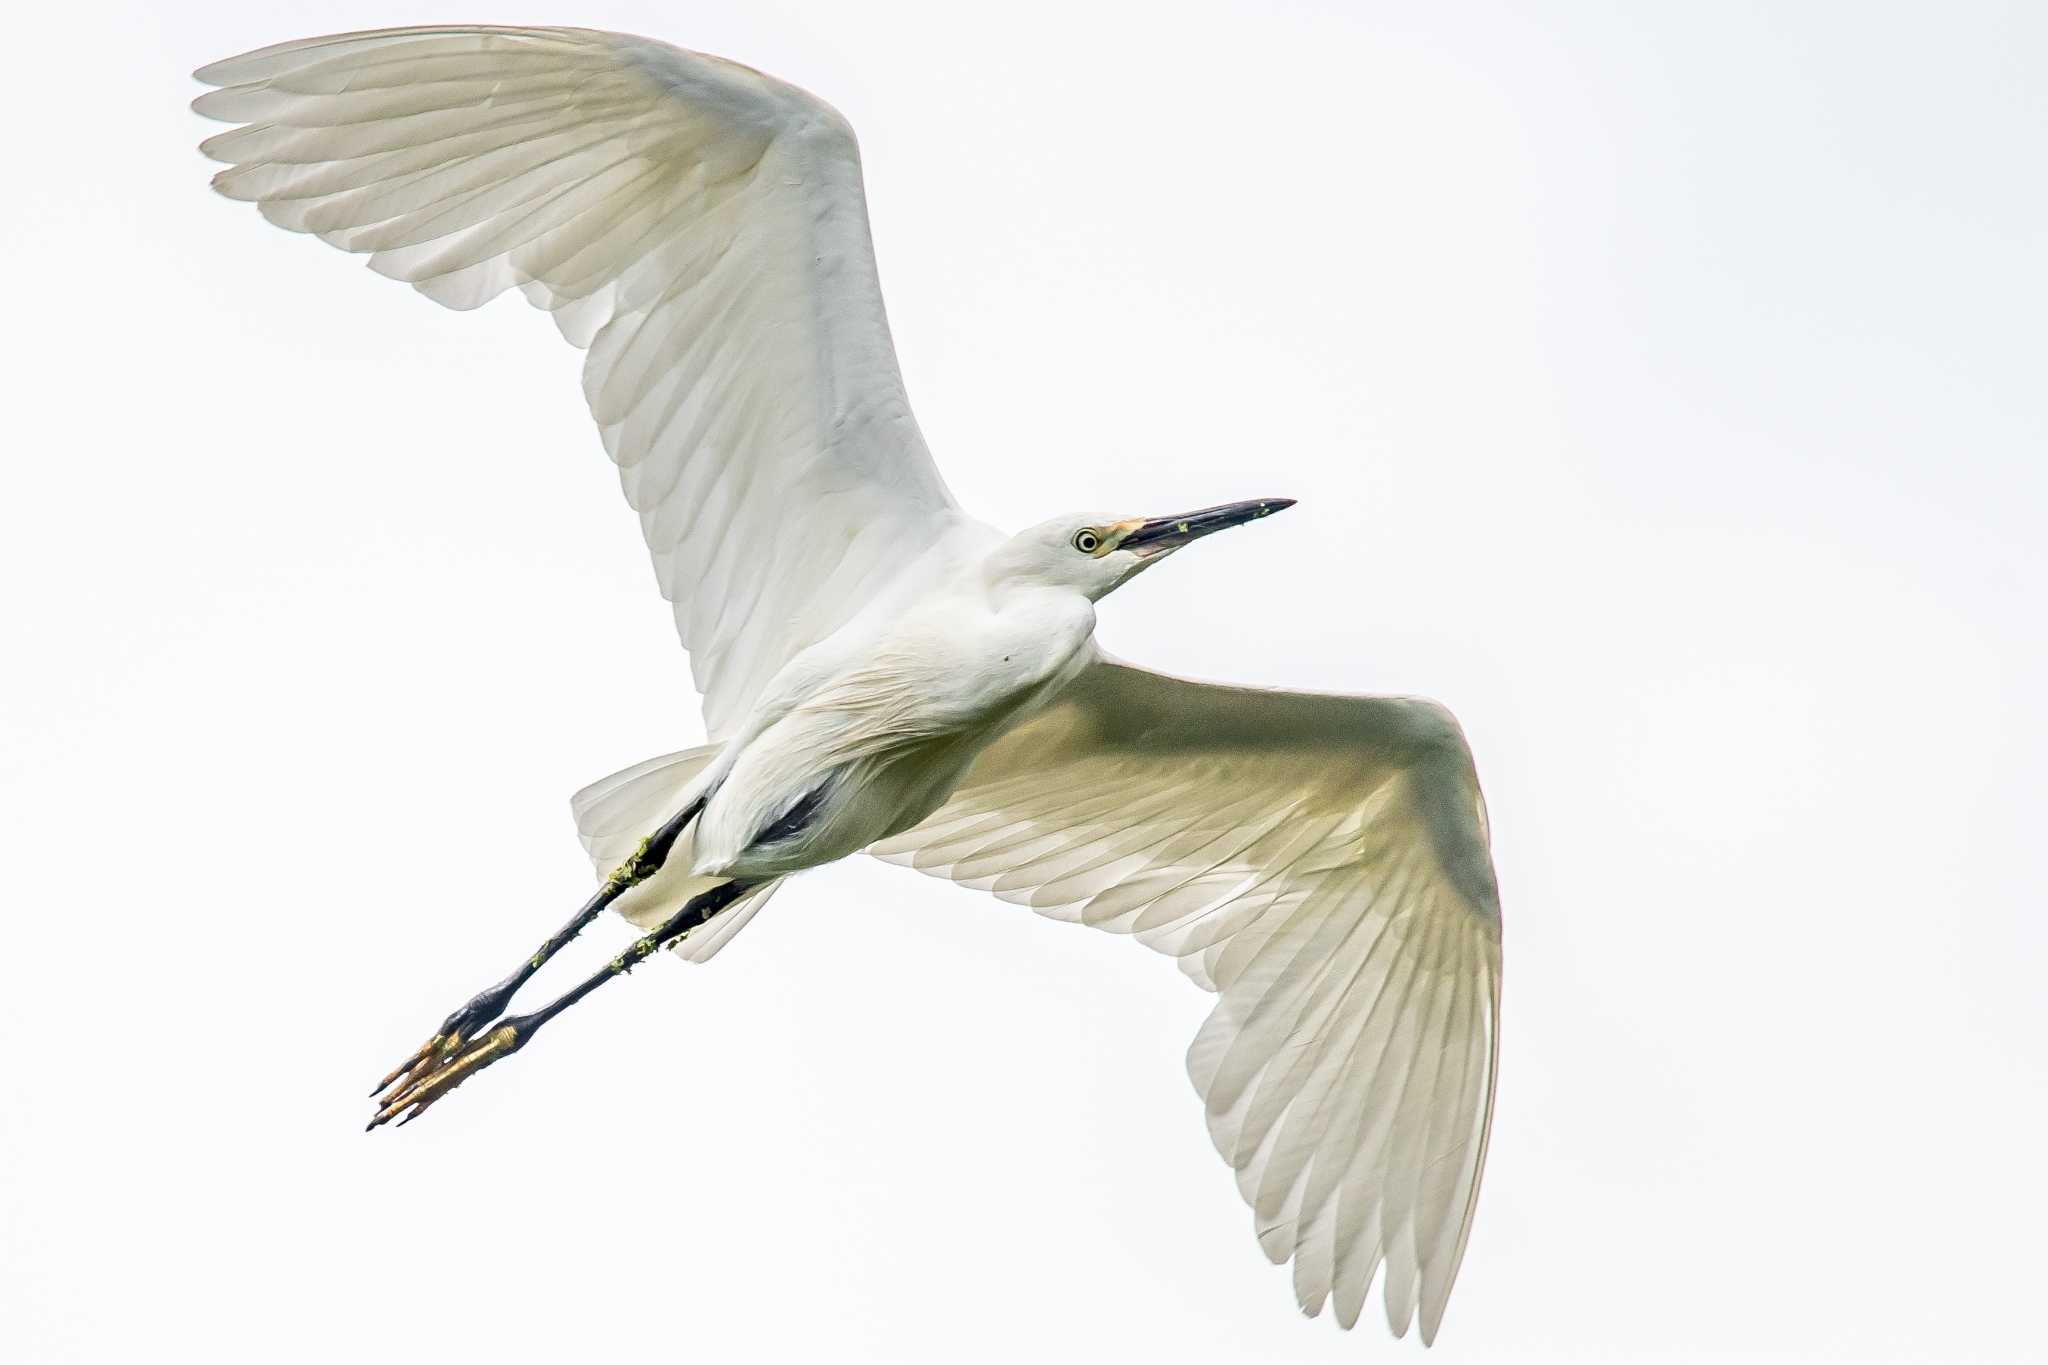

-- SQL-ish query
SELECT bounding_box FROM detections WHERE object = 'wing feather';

[873,658,1503,1343]
[195,26,963,735]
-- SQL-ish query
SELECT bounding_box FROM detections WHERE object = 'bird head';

[993,498,1296,601]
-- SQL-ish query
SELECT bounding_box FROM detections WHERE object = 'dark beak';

[1120,498,1295,554]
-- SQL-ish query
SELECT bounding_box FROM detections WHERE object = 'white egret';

[194,26,1503,1343]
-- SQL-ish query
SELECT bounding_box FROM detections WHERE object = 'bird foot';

[367,1020,526,1130]
[367,977,526,1128]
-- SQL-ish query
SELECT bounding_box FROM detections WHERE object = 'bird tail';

[569,745,780,962]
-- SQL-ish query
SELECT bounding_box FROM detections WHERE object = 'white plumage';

[195,25,1503,1345]
[196,25,962,736]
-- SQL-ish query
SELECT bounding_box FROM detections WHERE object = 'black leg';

[370,793,707,1103]
[367,876,757,1130]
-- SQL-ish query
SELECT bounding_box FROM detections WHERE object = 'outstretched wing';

[194,27,963,735]
[872,658,1503,1343]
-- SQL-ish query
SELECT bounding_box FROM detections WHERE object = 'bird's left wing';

[194,27,964,735]
[871,657,1503,1343]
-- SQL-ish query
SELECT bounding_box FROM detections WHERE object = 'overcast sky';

[2,2,2043,1361]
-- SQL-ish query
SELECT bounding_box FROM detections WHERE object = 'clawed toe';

[367,1022,525,1130]
[370,1034,445,1100]
[368,978,524,1104]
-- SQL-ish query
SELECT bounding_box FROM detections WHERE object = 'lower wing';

[872,656,1503,1343]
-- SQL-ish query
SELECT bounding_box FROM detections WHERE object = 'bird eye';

[1072,529,1102,554]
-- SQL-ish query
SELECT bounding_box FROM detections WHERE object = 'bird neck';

[981,564,1092,615]
[979,538,1119,607]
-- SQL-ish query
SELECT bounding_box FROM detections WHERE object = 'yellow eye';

[1072,528,1102,554]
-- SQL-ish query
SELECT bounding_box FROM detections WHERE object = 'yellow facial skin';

[1104,517,1147,550]
[1074,517,1148,558]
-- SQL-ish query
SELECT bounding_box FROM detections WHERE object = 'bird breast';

[692,589,1097,879]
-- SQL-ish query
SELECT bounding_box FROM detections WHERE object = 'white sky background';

[1,1,2042,1360]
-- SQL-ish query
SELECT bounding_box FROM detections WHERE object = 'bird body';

[690,523,1099,879]
[194,25,1505,1344]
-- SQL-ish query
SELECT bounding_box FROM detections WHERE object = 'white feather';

[193,25,964,738]
[875,659,1502,1344]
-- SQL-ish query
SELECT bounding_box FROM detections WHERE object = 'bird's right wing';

[872,658,1503,1343]
[194,27,963,735]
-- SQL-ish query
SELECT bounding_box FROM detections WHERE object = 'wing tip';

[189,58,238,89]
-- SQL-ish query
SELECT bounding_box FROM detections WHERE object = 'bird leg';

[369,793,708,1108]
[367,875,757,1129]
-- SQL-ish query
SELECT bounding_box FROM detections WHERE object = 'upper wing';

[194,27,962,735]
[872,658,1503,1343]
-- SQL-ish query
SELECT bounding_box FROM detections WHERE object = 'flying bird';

[193,26,1503,1344]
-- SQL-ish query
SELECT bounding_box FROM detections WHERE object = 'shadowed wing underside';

[873,658,1503,1342]
[193,26,961,735]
